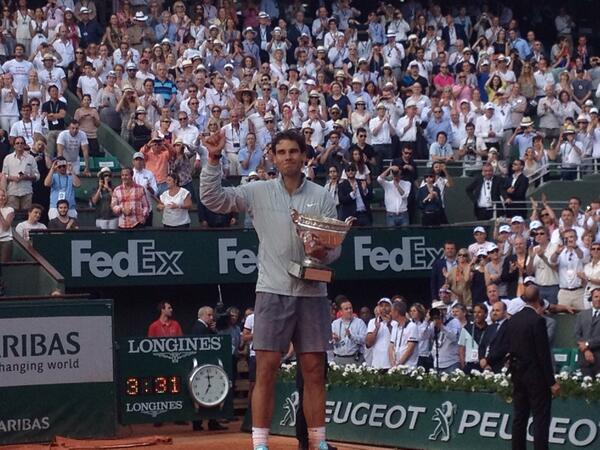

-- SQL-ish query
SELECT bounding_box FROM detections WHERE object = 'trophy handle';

[290,209,300,224]
[345,216,356,226]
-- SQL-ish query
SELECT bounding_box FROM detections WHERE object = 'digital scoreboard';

[117,335,232,424]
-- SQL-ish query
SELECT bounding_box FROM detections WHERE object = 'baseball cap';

[378,297,392,305]
[487,243,498,253]
[499,224,511,233]
[476,249,488,257]
[484,102,495,110]
[126,62,137,70]
[431,301,447,309]
[511,215,525,224]
[529,220,543,231]
[524,276,537,285]
[132,152,144,160]
[248,171,259,179]
[473,226,486,234]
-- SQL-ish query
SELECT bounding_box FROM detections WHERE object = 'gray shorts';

[253,292,331,354]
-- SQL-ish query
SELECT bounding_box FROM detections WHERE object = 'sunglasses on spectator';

[265,119,273,123]
[540,213,549,217]
[304,130,313,134]
[533,231,545,236]
[358,134,366,138]
[458,253,469,257]
[592,247,600,251]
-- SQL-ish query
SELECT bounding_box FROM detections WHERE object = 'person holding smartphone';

[43,156,80,220]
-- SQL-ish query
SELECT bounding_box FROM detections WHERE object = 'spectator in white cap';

[527,224,560,304]
[423,300,461,373]
[468,226,494,259]
[383,32,405,80]
[484,243,507,295]
[475,102,504,149]
[395,98,420,150]
[508,215,528,243]
[78,6,103,48]
[365,297,395,369]
[369,102,395,172]
[494,223,513,259]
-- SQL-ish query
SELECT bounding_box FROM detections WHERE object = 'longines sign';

[31,227,475,287]
[265,383,600,450]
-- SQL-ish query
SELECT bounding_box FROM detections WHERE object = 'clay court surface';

[0,420,391,450]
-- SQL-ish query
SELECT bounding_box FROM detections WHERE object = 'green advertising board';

[30,226,476,288]
[0,299,116,445]
[262,382,600,450]
[117,335,232,424]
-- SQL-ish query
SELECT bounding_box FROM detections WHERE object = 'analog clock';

[188,363,230,407]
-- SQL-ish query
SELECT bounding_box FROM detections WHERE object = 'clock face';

[188,364,230,407]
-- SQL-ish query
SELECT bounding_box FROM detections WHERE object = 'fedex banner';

[31,227,476,287]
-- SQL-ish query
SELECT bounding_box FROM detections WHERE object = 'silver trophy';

[288,209,354,283]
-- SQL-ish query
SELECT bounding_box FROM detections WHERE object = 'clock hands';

[204,372,212,394]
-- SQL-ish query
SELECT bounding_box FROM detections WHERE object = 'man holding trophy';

[200,130,352,450]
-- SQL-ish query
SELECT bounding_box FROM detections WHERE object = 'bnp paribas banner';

[0,299,115,445]
[30,226,476,287]
[268,383,600,450]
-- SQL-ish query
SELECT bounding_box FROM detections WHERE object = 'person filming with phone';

[44,156,80,221]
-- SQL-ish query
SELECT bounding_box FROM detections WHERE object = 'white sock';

[308,426,326,449]
[252,427,270,449]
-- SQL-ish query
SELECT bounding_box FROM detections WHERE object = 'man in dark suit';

[502,159,529,218]
[254,12,273,64]
[575,287,600,376]
[430,241,457,301]
[338,163,373,226]
[190,306,227,431]
[479,301,509,372]
[441,15,467,51]
[465,162,503,220]
[507,285,560,450]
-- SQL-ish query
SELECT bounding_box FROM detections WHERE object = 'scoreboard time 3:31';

[117,335,232,424]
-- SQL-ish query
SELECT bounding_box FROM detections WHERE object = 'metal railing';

[383,157,600,180]
[488,200,568,220]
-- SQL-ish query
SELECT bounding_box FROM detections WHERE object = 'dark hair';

[29,203,44,213]
[444,240,456,248]
[121,166,133,176]
[473,303,488,314]
[69,119,79,126]
[271,130,306,154]
[167,172,180,184]
[333,294,349,307]
[392,301,408,316]
[157,300,170,313]
[56,199,69,208]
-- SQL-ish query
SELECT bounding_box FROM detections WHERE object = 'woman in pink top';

[452,72,474,103]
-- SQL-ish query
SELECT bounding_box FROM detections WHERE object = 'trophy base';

[288,261,334,283]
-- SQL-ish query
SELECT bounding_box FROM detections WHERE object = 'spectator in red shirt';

[147,301,183,337]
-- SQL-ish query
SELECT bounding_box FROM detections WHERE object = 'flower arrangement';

[279,363,600,402]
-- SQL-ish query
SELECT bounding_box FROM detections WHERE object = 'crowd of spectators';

[0,0,597,238]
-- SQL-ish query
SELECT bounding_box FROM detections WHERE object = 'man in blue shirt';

[509,29,532,61]
[508,116,535,158]
[425,107,453,145]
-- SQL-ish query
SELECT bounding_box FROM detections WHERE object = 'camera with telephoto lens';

[429,307,444,320]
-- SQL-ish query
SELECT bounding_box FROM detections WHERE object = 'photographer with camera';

[377,164,411,227]
[43,156,80,220]
[424,301,462,373]
[90,167,117,229]
[457,122,486,168]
